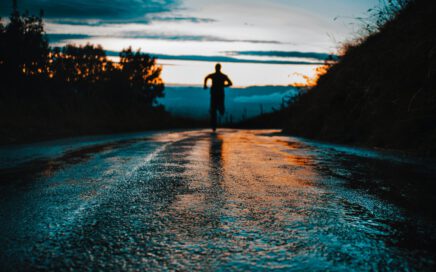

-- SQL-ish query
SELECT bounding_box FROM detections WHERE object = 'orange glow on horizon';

[290,64,331,88]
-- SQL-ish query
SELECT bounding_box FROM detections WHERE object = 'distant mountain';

[159,86,298,122]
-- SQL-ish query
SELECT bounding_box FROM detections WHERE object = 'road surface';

[0,129,435,271]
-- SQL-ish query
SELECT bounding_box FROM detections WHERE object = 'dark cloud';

[47,19,108,26]
[150,16,217,23]
[0,0,180,20]
[46,15,216,26]
[47,33,91,43]
[153,54,322,65]
[48,16,216,26]
[105,51,323,65]
[47,18,151,26]
[228,51,338,61]
[120,32,282,44]
[48,31,282,45]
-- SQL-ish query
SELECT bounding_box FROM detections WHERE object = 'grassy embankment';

[280,0,436,156]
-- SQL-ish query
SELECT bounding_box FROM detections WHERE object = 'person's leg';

[214,94,225,130]
[218,94,225,116]
[210,99,217,132]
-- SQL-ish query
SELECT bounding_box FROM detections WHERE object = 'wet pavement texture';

[0,129,435,271]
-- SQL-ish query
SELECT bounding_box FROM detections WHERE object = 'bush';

[0,5,169,143]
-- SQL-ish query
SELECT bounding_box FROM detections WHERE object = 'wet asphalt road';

[0,129,435,271]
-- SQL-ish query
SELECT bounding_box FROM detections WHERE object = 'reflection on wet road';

[0,129,435,271]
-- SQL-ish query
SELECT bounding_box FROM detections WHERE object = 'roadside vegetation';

[0,4,182,144]
[283,0,436,156]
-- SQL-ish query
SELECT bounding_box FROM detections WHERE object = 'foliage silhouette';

[283,0,436,156]
[0,3,175,143]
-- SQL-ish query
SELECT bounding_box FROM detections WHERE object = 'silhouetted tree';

[50,44,108,86]
[0,1,170,143]
[2,6,48,83]
[119,47,164,106]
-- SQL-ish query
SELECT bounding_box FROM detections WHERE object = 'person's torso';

[210,73,227,90]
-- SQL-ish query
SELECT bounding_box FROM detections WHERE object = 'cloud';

[119,32,282,44]
[228,51,338,61]
[45,15,216,26]
[47,33,91,43]
[0,0,180,21]
[104,51,323,65]
[47,19,150,26]
[46,30,282,45]
[150,16,217,23]
[153,54,322,65]
[0,1,296,48]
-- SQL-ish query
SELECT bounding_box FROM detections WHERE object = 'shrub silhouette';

[0,4,170,143]
[284,0,436,156]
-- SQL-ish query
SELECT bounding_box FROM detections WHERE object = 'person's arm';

[204,75,211,89]
[225,76,233,87]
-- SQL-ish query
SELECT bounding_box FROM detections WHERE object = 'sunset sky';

[1,0,380,86]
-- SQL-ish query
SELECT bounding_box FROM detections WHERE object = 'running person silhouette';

[204,63,233,132]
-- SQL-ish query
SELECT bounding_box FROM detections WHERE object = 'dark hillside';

[284,0,436,155]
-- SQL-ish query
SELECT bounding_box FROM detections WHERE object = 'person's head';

[215,63,222,72]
